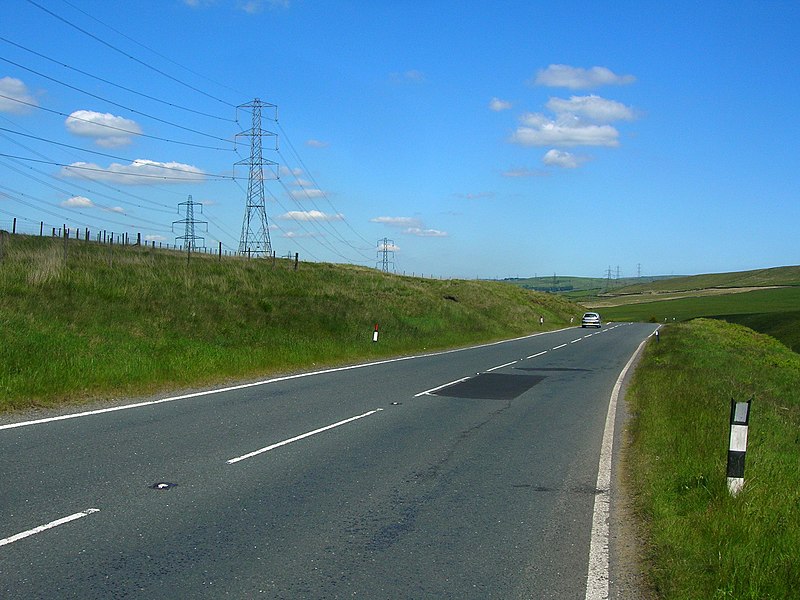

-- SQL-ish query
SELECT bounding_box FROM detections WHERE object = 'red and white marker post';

[372,324,379,343]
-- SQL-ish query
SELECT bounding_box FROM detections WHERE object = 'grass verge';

[626,319,800,598]
[0,235,581,412]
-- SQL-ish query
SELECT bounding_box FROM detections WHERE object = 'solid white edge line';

[227,409,383,464]
[414,376,472,397]
[0,508,100,548]
[485,360,518,372]
[1,327,577,432]
[585,333,652,600]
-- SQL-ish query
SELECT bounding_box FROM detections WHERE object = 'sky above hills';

[1,0,798,278]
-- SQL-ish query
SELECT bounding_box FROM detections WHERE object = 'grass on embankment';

[0,235,581,412]
[627,319,800,599]
[599,287,800,352]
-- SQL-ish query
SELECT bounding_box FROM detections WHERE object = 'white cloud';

[511,113,619,147]
[370,216,423,228]
[65,110,142,147]
[404,227,447,237]
[546,95,635,122]
[306,139,329,148]
[59,196,125,212]
[542,149,590,169]
[60,159,205,185]
[378,241,400,252]
[534,64,636,89]
[489,97,512,111]
[145,234,167,242]
[0,77,37,114]
[61,196,94,208]
[279,210,343,222]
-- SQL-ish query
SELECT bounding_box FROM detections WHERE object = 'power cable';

[58,0,246,102]
[0,36,234,122]
[0,92,232,152]
[25,0,237,109]
[0,56,236,146]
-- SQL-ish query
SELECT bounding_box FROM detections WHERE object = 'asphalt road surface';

[1,322,657,599]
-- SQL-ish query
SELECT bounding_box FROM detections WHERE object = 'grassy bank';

[0,235,580,412]
[627,319,800,598]
[599,288,800,352]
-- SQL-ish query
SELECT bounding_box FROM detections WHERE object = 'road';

[0,322,657,599]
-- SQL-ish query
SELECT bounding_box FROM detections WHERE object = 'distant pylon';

[236,98,278,257]
[173,195,208,251]
[377,238,395,272]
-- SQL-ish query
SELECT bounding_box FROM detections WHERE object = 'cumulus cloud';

[511,112,619,147]
[542,149,590,169]
[65,110,142,147]
[534,64,636,89]
[61,196,94,208]
[489,97,512,111]
[60,195,125,212]
[60,159,205,185]
[306,139,329,148]
[546,95,635,122]
[279,210,343,222]
[378,240,400,252]
[0,77,37,114]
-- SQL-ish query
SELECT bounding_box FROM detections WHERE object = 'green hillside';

[0,235,582,412]
[610,265,800,295]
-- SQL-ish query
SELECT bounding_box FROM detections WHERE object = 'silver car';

[581,312,601,328]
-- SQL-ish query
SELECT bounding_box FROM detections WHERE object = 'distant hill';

[608,265,800,295]
[502,274,677,297]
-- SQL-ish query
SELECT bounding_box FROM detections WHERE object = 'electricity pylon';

[236,98,278,257]
[173,195,207,251]
[377,238,395,272]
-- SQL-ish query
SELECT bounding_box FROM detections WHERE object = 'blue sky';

[1,1,798,279]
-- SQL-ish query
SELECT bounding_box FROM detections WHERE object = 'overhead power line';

[0,36,234,122]
[25,0,236,109]
[0,56,236,146]
[0,93,232,152]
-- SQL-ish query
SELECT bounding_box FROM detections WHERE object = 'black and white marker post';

[726,398,752,496]
[372,323,379,343]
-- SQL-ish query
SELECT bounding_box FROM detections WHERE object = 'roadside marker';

[727,398,751,496]
[372,323,379,342]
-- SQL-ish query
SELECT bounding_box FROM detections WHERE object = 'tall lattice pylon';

[376,237,396,272]
[173,195,208,251]
[236,98,278,257]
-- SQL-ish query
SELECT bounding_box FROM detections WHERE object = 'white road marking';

[414,376,472,397]
[585,334,651,600]
[1,328,575,432]
[227,409,383,464]
[570,338,582,344]
[552,343,568,350]
[0,508,100,548]
[526,350,548,359]
[486,360,518,372]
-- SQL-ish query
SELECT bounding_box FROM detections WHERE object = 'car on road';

[581,312,601,328]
